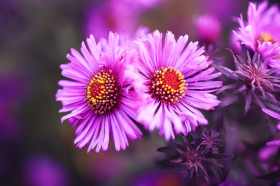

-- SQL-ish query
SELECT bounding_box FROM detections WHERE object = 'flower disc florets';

[86,68,121,115]
[148,67,186,105]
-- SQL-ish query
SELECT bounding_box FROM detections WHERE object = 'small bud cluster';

[158,128,233,184]
[148,67,186,105]
[86,68,121,115]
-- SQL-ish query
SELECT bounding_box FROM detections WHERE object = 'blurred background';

[1,0,280,185]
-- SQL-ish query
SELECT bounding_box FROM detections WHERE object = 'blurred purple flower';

[84,1,139,40]
[200,0,242,23]
[24,155,68,186]
[233,1,280,71]
[83,0,163,40]
[193,14,221,44]
[130,30,222,140]
[215,50,280,116]
[56,32,142,152]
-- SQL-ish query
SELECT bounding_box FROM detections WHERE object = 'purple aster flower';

[233,1,280,71]
[200,0,242,24]
[56,32,142,152]
[215,50,280,116]
[193,14,222,45]
[131,30,222,141]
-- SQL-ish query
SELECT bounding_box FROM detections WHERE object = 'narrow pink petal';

[102,116,110,151]
[262,107,280,120]
[87,118,101,153]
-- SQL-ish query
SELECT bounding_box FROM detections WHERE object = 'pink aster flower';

[193,14,221,44]
[233,1,280,70]
[132,30,222,140]
[56,32,142,152]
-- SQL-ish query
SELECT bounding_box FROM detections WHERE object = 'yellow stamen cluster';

[258,32,276,44]
[149,67,186,105]
[86,69,121,115]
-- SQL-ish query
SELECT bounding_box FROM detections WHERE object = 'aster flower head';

[132,30,222,141]
[133,31,223,140]
[193,14,222,45]
[216,50,280,116]
[233,1,280,70]
[157,128,232,184]
[56,32,142,153]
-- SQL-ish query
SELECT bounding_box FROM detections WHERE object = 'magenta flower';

[193,14,221,44]
[132,30,222,140]
[233,1,280,70]
[56,32,142,152]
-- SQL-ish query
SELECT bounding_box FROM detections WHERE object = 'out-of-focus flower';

[131,30,222,141]
[84,0,163,40]
[193,14,221,44]
[84,1,139,40]
[56,32,142,152]
[215,50,280,116]
[233,1,280,71]
[200,0,242,24]
[24,155,68,186]
[158,128,233,184]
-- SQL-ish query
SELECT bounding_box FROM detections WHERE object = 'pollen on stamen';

[148,67,186,105]
[85,68,121,115]
[258,32,277,44]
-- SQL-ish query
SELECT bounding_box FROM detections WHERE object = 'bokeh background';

[1,0,280,185]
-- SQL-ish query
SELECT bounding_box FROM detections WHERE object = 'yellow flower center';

[86,68,121,115]
[258,32,276,44]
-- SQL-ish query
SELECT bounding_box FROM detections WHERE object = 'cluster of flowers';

[56,0,280,182]
[56,29,222,152]
[56,0,280,151]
